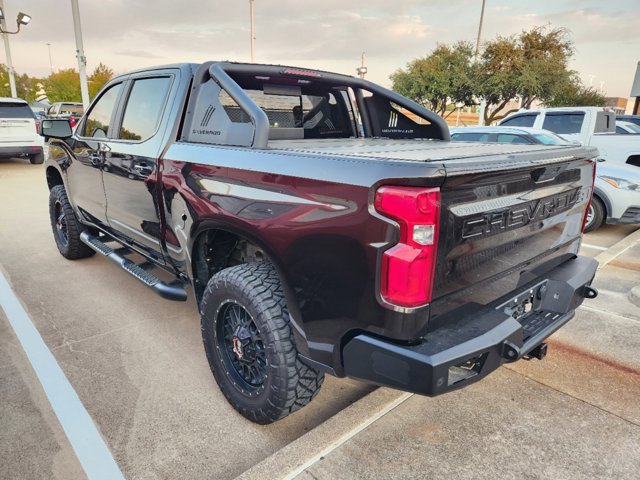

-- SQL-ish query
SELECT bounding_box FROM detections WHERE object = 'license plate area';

[496,280,547,322]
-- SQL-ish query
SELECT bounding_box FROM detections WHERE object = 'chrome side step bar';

[80,231,188,302]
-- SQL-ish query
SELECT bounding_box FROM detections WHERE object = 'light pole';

[0,1,32,98]
[46,42,53,73]
[70,0,90,109]
[356,52,367,79]
[249,0,255,62]
[475,0,487,125]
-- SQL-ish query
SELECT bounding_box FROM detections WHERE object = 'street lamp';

[0,8,32,34]
[0,1,32,98]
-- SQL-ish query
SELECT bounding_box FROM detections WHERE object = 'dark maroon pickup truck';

[41,62,599,424]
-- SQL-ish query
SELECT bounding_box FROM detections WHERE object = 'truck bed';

[267,139,596,175]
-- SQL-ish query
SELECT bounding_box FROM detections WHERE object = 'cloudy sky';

[4,0,640,97]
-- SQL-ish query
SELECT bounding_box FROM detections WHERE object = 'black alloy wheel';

[216,301,268,392]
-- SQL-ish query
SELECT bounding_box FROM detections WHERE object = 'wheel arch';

[46,165,64,191]
[189,223,313,359]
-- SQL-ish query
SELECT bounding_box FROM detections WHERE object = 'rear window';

[496,134,531,144]
[542,113,584,135]
[451,132,490,142]
[500,114,536,127]
[0,102,34,119]
[59,103,84,115]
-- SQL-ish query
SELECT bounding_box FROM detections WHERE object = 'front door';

[66,82,123,226]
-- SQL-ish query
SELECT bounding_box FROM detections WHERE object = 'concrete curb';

[235,389,413,480]
[593,227,640,268]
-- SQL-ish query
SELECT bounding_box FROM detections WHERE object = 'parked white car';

[499,107,640,168]
[616,121,640,134]
[589,161,640,231]
[0,97,45,164]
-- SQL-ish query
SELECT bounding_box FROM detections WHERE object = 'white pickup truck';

[499,107,640,168]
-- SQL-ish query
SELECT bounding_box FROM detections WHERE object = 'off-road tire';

[200,262,324,424]
[48,185,95,259]
[29,153,45,164]
[584,196,605,233]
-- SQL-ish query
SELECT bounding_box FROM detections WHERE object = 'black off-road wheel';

[200,262,324,424]
[29,153,45,164]
[48,185,95,259]
[584,196,605,233]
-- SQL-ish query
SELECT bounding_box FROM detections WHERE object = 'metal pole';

[475,0,486,125]
[249,0,255,62]
[474,0,486,58]
[360,52,365,78]
[0,0,17,98]
[70,0,90,108]
[46,43,53,73]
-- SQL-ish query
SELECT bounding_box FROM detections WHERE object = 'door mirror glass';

[40,119,72,139]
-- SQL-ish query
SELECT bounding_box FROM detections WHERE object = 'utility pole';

[249,0,255,62]
[70,0,90,109]
[0,0,17,98]
[475,0,487,125]
[46,43,53,73]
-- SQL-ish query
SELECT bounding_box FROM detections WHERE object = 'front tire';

[584,196,605,233]
[29,152,45,164]
[200,262,324,424]
[48,185,95,259]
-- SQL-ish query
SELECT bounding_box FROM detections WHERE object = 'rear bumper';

[342,255,598,396]
[0,145,44,157]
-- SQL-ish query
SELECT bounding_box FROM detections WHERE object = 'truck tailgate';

[430,146,596,325]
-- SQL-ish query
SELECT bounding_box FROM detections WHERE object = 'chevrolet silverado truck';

[41,62,599,424]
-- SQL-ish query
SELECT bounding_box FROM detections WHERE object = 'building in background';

[605,97,628,115]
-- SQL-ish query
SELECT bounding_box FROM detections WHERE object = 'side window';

[82,83,122,138]
[542,113,585,135]
[496,134,531,144]
[500,115,536,127]
[118,77,172,141]
[451,133,490,142]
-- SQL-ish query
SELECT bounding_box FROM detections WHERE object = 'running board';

[80,231,188,302]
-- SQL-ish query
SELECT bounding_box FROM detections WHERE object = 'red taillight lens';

[374,186,441,308]
[69,116,76,128]
[581,160,597,233]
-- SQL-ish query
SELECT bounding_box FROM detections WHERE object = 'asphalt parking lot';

[2,158,639,479]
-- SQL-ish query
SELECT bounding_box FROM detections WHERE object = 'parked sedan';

[616,121,640,134]
[450,126,569,145]
[450,125,640,232]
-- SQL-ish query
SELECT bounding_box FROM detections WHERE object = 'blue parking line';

[0,271,125,480]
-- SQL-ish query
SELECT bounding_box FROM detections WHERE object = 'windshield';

[532,132,570,145]
[60,104,84,115]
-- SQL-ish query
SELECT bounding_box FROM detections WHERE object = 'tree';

[390,42,477,116]
[546,74,607,107]
[88,63,114,99]
[0,64,42,102]
[477,26,574,124]
[43,69,82,103]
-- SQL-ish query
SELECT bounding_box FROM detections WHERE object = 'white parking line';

[0,271,125,480]
[581,243,609,251]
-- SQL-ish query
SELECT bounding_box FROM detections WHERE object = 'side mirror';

[40,119,73,139]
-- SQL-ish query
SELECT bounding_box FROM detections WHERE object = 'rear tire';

[200,262,324,424]
[48,185,95,259]
[584,196,605,233]
[29,153,45,164]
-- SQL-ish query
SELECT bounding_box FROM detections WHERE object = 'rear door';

[430,147,595,325]
[0,102,36,144]
[102,70,177,262]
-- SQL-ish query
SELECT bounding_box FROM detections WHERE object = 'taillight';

[374,186,441,308]
[69,116,76,128]
[581,160,597,232]
[35,120,40,133]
